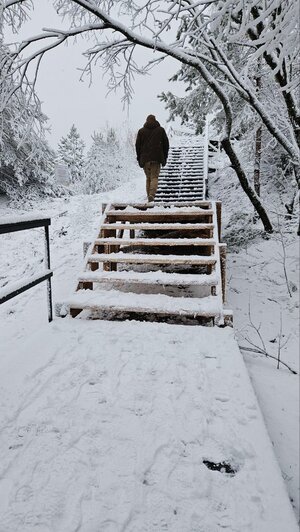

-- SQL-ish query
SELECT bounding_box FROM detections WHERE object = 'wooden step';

[106,210,213,223]
[156,198,204,202]
[67,290,224,318]
[156,195,205,199]
[100,222,214,231]
[78,270,218,287]
[169,167,204,170]
[157,187,204,191]
[111,201,211,208]
[156,194,204,198]
[88,252,217,266]
[157,190,204,194]
[158,184,204,187]
[95,237,215,247]
[160,175,204,178]
[158,180,204,184]
[156,186,204,190]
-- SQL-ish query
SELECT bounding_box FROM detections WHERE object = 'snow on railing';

[0,216,53,322]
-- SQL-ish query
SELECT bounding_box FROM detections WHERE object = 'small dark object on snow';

[9,443,23,450]
[203,460,236,475]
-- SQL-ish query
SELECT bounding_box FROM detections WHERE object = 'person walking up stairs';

[135,115,169,202]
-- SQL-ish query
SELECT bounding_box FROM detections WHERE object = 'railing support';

[45,224,53,322]
[0,216,53,322]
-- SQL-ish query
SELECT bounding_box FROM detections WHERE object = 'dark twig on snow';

[240,346,297,375]
[241,302,296,374]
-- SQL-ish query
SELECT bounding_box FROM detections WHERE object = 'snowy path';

[0,320,297,532]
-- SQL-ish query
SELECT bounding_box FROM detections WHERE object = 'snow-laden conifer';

[57,125,85,183]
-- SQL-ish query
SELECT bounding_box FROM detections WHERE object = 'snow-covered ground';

[0,320,297,532]
[0,176,299,529]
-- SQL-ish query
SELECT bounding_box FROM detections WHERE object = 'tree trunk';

[221,138,273,233]
[253,126,262,197]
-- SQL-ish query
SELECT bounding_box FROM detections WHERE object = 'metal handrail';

[0,216,53,322]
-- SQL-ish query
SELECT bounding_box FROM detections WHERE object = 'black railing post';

[45,224,53,322]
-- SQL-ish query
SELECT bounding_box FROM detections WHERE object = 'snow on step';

[156,198,204,202]
[101,222,214,230]
[67,289,222,316]
[88,252,216,265]
[78,270,219,286]
[95,237,215,246]
[107,213,212,222]
[160,183,203,190]
[107,208,212,216]
[126,204,208,210]
[156,192,204,197]
[157,190,204,194]
[112,201,211,208]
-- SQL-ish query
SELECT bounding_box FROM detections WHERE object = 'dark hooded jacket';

[135,119,169,168]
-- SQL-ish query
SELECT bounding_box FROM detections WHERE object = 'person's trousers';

[143,161,161,201]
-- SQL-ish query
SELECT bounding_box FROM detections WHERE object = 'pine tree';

[84,128,125,193]
[57,125,85,182]
[84,132,106,193]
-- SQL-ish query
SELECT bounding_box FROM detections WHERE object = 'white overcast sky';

[6,1,185,150]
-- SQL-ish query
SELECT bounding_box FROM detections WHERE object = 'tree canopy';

[1,0,299,229]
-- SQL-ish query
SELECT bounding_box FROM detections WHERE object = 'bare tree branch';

[240,346,297,374]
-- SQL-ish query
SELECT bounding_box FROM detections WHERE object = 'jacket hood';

[144,120,160,129]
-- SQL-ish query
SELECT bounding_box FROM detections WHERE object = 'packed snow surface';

[0,321,297,532]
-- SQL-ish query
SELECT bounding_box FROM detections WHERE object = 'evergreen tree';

[57,125,85,182]
[84,127,127,194]
[84,132,106,193]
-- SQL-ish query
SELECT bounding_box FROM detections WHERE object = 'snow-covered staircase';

[155,144,206,203]
[61,200,232,325]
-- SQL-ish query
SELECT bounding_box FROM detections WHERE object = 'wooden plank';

[110,202,211,209]
[69,304,222,320]
[155,199,205,202]
[156,188,204,192]
[156,197,204,200]
[94,237,216,246]
[88,253,216,266]
[100,222,215,230]
[78,270,219,287]
[106,211,213,223]
[157,185,204,188]
[67,291,223,317]
[155,194,204,198]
